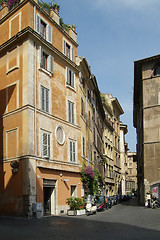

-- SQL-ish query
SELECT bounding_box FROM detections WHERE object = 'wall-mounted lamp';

[10,160,19,173]
[60,173,62,177]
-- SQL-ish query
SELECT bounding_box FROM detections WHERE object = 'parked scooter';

[85,195,97,216]
[152,197,160,209]
[96,202,105,211]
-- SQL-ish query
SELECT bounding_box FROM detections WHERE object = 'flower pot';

[76,209,86,216]
[2,2,7,8]
[67,210,76,216]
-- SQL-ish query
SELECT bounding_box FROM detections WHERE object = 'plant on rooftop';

[72,24,76,32]
[51,2,60,13]
[7,0,20,11]
[38,0,50,14]
[101,93,113,112]
[38,1,60,14]
[59,17,71,32]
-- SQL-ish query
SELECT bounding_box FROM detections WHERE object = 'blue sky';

[47,0,160,151]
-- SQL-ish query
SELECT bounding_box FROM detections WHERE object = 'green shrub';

[66,197,85,210]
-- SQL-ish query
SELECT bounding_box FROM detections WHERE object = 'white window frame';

[36,14,52,43]
[42,131,50,158]
[63,39,74,61]
[68,100,75,124]
[69,139,77,162]
[40,46,54,75]
[66,67,75,88]
[41,86,49,113]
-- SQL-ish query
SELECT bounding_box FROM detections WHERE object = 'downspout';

[34,42,37,157]
[34,6,37,157]
[86,88,89,165]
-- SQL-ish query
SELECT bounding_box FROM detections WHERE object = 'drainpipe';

[34,42,37,157]
[86,88,89,165]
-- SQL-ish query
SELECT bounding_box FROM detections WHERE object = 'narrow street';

[0,197,160,240]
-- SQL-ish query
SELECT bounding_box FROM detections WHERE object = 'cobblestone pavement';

[0,197,160,240]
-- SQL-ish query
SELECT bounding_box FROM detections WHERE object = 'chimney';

[50,9,60,25]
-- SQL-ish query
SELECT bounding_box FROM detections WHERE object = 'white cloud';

[95,0,159,10]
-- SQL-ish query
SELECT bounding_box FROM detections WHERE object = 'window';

[36,14,52,43]
[67,68,75,88]
[88,111,91,127]
[71,185,77,197]
[152,66,160,76]
[63,39,74,61]
[82,136,85,156]
[81,98,84,116]
[56,126,65,145]
[42,132,50,158]
[68,101,75,124]
[80,73,85,89]
[40,47,54,74]
[41,86,49,113]
[69,140,76,162]
[88,90,91,103]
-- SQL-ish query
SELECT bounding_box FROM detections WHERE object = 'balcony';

[105,116,114,130]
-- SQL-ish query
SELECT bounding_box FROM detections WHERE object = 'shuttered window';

[69,140,76,162]
[42,132,50,158]
[41,86,49,113]
[36,14,52,44]
[67,68,74,88]
[63,39,74,61]
[68,101,74,124]
[40,46,54,74]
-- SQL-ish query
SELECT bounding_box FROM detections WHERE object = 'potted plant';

[7,0,20,11]
[66,197,86,216]
[50,2,60,14]
[0,0,7,8]
[72,24,76,32]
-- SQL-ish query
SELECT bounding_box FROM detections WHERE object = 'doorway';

[43,187,53,215]
[43,179,56,216]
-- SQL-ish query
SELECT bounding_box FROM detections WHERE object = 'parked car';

[109,196,115,206]
[117,194,122,203]
[106,197,112,208]
[113,195,118,204]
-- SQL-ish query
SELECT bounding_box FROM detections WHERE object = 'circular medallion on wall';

[55,125,65,145]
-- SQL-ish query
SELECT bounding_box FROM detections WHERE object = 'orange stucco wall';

[0,161,23,216]
[36,167,82,206]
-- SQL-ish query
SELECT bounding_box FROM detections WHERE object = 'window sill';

[39,67,52,77]
[43,156,50,160]
[7,66,19,74]
[66,84,76,92]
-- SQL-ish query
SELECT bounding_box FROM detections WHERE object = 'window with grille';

[41,86,49,113]
[42,132,50,158]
